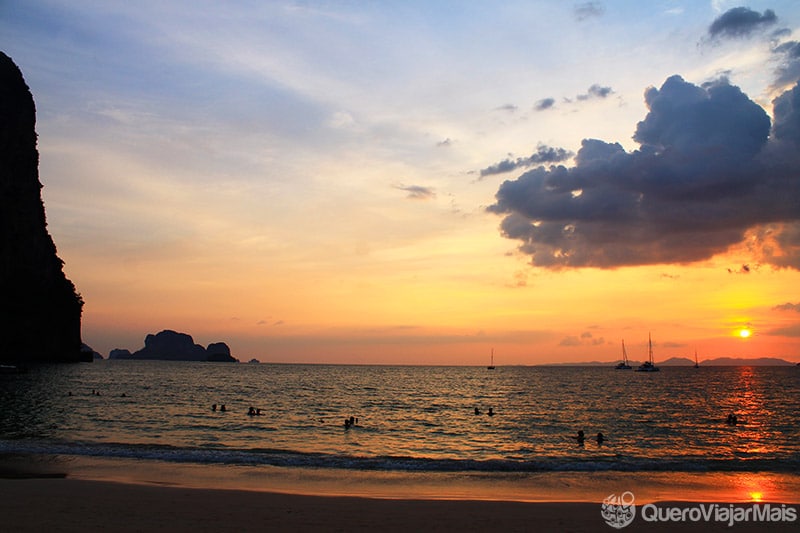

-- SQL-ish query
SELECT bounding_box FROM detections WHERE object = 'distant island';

[109,330,238,362]
[540,356,797,367]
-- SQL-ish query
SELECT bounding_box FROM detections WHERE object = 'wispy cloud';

[480,144,574,178]
[394,184,436,200]
[574,2,604,22]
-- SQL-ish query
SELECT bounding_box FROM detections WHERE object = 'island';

[109,330,238,362]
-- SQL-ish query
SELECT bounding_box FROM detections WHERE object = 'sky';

[2,0,800,365]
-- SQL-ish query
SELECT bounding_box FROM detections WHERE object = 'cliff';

[0,52,86,363]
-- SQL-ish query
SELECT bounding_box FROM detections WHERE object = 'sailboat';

[615,340,632,369]
[694,349,700,369]
[636,333,660,372]
[487,348,495,370]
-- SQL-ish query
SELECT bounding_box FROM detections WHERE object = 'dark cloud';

[727,264,751,274]
[772,40,800,89]
[577,84,613,101]
[574,2,604,21]
[707,7,777,40]
[480,144,574,178]
[394,184,436,200]
[773,302,800,312]
[489,75,800,270]
[535,97,556,111]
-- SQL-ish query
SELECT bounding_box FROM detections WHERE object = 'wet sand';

[1,455,798,532]
[1,477,798,532]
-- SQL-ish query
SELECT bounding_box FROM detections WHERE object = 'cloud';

[535,97,556,111]
[489,75,800,270]
[559,335,582,346]
[479,144,574,178]
[727,264,751,274]
[574,2,604,21]
[560,331,604,346]
[394,184,436,200]
[495,104,519,113]
[707,7,777,40]
[772,40,800,90]
[767,324,800,337]
[773,302,800,312]
[576,84,613,101]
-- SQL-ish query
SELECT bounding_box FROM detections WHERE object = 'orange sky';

[3,2,799,364]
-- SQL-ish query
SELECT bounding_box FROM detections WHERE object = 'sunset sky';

[2,1,800,364]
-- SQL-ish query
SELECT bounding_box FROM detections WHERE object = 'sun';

[738,328,752,339]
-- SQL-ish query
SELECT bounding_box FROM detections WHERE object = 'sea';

[1,362,799,501]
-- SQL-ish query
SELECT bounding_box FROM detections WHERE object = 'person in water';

[220,404,226,412]
[474,407,481,415]
[726,413,738,425]
[487,407,495,416]
[248,406,256,416]
[596,432,605,445]
[575,430,585,445]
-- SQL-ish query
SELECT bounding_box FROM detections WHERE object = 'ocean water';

[1,362,798,476]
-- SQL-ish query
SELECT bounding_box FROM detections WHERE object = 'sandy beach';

[1,477,798,532]
[1,456,798,533]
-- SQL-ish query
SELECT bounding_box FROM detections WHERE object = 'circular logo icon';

[601,491,636,529]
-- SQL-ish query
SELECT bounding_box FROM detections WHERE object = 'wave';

[2,438,798,474]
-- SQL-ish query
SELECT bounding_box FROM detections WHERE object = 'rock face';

[115,330,237,362]
[108,349,132,360]
[0,52,86,363]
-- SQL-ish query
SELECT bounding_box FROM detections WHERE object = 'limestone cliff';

[0,52,86,363]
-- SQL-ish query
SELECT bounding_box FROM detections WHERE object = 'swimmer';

[596,432,605,445]
[575,430,585,445]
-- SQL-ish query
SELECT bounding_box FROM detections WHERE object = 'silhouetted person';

[488,408,494,416]
[596,432,605,445]
[575,430,585,445]
[474,407,481,415]
[344,418,352,429]
[248,406,256,416]
[212,404,217,412]
[726,413,738,425]
[220,404,226,412]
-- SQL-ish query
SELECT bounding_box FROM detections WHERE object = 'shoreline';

[2,455,799,531]
[1,477,797,532]
[3,453,800,504]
